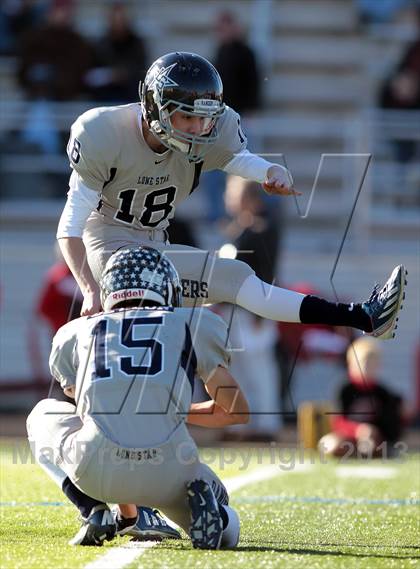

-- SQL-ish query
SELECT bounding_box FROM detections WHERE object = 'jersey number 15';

[93,316,163,379]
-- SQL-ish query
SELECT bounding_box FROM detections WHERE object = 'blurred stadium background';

[0,0,419,440]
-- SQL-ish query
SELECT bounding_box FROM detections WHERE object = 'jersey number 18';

[115,187,176,228]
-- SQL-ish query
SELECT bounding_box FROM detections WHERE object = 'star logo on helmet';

[151,63,179,94]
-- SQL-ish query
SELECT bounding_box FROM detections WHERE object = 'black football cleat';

[362,265,407,340]
[126,507,181,541]
[187,479,223,550]
[69,504,116,546]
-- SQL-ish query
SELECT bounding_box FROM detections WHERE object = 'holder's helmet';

[100,247,182,311]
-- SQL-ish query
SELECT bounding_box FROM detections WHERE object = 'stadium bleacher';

[0,0,418,408]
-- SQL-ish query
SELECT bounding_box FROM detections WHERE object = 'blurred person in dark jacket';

[0,0,48,55]
[18,0,94,101]
[379,7,420,163]
[223,176,280,284]
[202,10,261,222]
[220,177,282,440]
[17,0,94,156]
[213,10,261,115]
[86,2,148,103]
[166,217,198,248]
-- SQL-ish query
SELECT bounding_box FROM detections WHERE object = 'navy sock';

[62,476,104,519]
[299,295,372,332]
[116,513,138,530]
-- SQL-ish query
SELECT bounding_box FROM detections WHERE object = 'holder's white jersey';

[67,103,247,231]
[49,307,230,447]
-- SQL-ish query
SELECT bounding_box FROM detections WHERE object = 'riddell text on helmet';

[112,290,145,300]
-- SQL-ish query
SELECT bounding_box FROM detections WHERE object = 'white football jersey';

[49,307,230,447]
[67,103,247,231]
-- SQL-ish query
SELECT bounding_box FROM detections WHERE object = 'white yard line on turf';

[225,462,310,493]
[84,462,311,569]
[336,465,396,479]
[84,541,156,569]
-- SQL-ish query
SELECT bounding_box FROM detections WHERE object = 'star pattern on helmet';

[102,248,175,304]
[151,63,179,95]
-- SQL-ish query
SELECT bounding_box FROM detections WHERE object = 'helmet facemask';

[155,99,224,162]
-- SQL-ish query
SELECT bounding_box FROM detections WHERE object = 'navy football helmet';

[140,52,225,162]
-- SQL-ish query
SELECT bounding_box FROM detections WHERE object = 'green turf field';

[0,439,419,568]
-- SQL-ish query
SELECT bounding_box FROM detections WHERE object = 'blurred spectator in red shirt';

[319,336,404,458]
[29,246,82,397]
[276,283,351,420]
[36,259,83,335]
[277,283,351,364]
